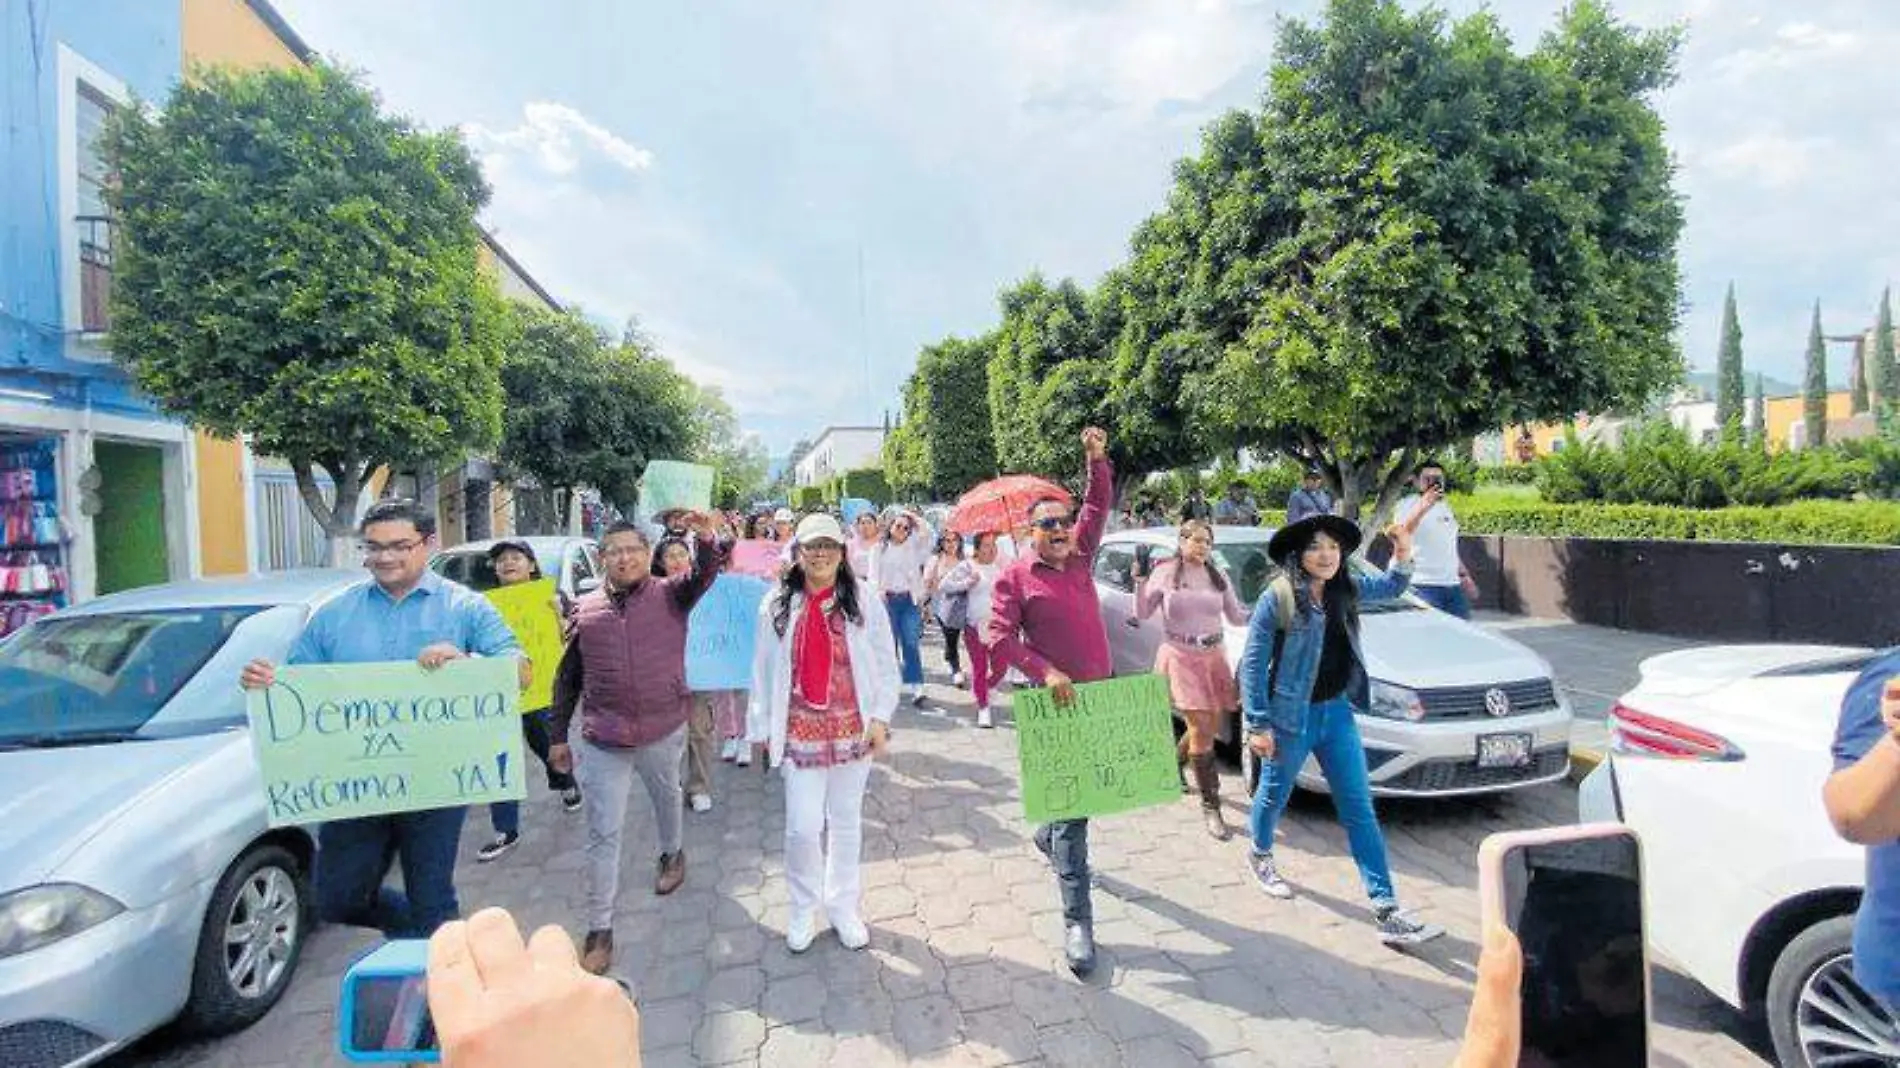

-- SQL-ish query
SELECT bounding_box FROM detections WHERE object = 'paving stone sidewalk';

[117,632,1766,1068]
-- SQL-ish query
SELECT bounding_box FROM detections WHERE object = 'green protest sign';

[484,578,563,711]
[640,460,714,521]
[244,657,525,828]
[1013,674,1180,823]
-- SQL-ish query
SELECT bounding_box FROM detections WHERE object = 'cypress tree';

[1715,282,1745,437]
[1748,372,1767,446]
[1804,302,1828,448]
[1875,287,1897,410]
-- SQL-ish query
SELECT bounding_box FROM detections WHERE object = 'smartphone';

[1478,825,1651,1068]
[339,941,439,1063]
[1424,473,1446,492]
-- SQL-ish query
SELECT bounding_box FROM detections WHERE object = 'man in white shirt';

[1392,462,1475,619]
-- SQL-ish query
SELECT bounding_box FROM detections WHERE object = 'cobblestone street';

[118,638,1770,1068]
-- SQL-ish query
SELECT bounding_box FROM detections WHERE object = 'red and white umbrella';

[946,475,1073,536]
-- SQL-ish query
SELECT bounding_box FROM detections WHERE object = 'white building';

[794,426,885,487]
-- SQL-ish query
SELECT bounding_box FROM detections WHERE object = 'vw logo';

[1484,688,1512,718]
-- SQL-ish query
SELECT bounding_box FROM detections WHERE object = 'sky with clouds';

[271,0,1900,454]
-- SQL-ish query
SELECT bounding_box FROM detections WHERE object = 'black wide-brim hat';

[1268,514,1362,565]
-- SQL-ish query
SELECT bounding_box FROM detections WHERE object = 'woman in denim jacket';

[1238,508,1446,946]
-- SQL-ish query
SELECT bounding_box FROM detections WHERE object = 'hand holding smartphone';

[1476,824,1651,1068]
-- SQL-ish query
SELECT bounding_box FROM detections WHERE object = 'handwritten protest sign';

[730,539,783,578]
[244,657,524,828]
[841,497,875,523]
[483,578,564,711]
[640,460,714,522]
[1013,674,1179,823]
[687,573,770,691]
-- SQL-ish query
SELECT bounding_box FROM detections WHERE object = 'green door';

[94,441,171,594]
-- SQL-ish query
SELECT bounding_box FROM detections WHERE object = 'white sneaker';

[910,685,927,707]
[720,738,739,762]
[735,746,753,768]
[786,911,817,953]
[690,793,713,813]
[832,914,870,951]
[976,706,994,729]
[952,671,967,688]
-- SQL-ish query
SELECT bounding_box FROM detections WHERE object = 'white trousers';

[783,758,873,923]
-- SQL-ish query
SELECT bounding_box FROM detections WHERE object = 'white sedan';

[1096,526,1575,798]
[1578,644,1899,1067]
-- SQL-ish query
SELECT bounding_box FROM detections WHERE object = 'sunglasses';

[1033,516,1075,532]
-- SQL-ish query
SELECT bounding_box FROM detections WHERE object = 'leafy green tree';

[1174,0,1684,524]
[497,305,700,515]
[1716,283,1745,438]
[881,419,931,501]
[1874,287,1897,411]
[918,335,999,497]
[987,275,1113,485]
[1748,373,1767,446]
[686,384,770,509]
[104,63,506,558]
[1805,301,1829,448]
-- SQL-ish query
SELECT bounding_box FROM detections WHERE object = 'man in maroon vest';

[551,514,718,974]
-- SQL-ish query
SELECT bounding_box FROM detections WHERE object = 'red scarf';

[793,585,837,707]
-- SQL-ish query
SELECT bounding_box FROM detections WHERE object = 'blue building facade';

[1,0,198,622]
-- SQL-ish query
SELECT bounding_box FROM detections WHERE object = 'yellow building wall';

[1764,391,1855,448]
[183,0,302,70]
[193,435,250,574]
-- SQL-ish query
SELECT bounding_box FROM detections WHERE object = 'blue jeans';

[1414,583,1471,620]
[314,805,468,939]
[1035,819,1093,924]
[1249,696,1397,908]
[885,594,924,686]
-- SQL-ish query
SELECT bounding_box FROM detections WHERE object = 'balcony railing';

[77,214,113,334]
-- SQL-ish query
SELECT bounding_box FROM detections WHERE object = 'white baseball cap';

[774,507,796,523]
[794,514,846,546]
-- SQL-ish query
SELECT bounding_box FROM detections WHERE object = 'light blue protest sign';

[686,573,771,691]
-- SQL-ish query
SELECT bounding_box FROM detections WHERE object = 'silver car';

[1095,526,1574,798]
[430,535,602,607]
[0,570,364,1067]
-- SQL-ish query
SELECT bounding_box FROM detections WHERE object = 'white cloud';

[463,102,654,177]
[1701,130,1833,190]
[1712,19,1861,80]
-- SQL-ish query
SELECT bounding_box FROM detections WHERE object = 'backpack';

[1261,575,1295,700]
[933,587,969,631]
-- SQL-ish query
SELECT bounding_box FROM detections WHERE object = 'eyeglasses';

[1033,516,1075,532]
[801,541,843,555]
[360,539,424,558]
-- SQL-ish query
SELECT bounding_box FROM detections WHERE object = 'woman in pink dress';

[1134,519,1249,839]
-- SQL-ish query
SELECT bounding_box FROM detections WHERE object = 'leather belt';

[1167,632,1222,649]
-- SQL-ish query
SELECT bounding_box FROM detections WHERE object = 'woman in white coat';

[747,514,899,952]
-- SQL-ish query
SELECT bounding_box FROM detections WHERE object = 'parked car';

[1577,644,1895,1068]
[429,535,602,608]
[1095,526,1574,798]
[0,570,367,1068]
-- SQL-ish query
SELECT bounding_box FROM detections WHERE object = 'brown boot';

[1177,735,1191,794]
[655,850,686,895]
[581,929,614,975]
[1191,753,1230,840]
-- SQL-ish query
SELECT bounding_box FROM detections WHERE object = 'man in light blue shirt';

[1825,650,1900,1011]
[242,499,522,939]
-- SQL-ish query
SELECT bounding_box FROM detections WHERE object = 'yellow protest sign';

[483,578,565,712]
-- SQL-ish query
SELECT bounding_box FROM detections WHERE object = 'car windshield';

[0,608,262,747]
[1199,542,1420,614]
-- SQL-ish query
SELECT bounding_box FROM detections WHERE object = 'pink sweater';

[1136,559,1248,641]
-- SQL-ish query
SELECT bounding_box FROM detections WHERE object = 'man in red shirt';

[987,426,1114,975]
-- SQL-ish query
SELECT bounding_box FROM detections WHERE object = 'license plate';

[1477,732,1533,768]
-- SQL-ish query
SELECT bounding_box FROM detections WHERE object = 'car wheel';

[177,843,309,1036]
[1767,914,1900,1067]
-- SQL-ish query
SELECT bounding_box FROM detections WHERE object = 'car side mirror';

[576,576,602,595]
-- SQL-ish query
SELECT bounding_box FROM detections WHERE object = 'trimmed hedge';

[1454,494,1900,547]
[790,485,824,511]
